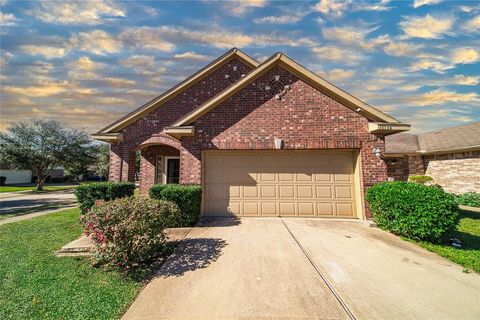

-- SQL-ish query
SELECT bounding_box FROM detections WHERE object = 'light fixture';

[373,147,382,158]
[274,138,284,149]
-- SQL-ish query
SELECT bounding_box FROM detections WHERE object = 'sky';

[0,0,479,134]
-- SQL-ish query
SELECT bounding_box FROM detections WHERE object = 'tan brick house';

[385,122,480,193]
[92,48,410,219]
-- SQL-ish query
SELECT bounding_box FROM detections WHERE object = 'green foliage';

[455,192,480,208]
[408,175,433,185]
[0,209,141,319]
[366,181,460,242]
[90,143,110,178]
[82,197,179,273]
[149,184,202,227]
[74,181,135,213]
[0,118,93,190]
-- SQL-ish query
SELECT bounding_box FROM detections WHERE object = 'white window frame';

[156,156,180,184]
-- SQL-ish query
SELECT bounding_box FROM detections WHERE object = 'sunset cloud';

[26,0,125,25]
[70,30,122,55]
[20,45,67,59]
[399,14,454,39]
[0,11,18,25]
[174,51,210,61]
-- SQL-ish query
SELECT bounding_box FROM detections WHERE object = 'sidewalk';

[0,205,78,226]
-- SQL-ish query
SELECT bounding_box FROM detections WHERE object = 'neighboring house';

[92,48,410,219]
[385,122,480,193]
[0,168,32,184]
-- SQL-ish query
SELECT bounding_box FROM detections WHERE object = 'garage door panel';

[298,202,315,215]
[204,151,357,218]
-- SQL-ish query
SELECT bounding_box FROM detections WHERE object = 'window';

[155,156,180,184]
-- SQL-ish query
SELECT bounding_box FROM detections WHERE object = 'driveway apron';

[123,218,349,320]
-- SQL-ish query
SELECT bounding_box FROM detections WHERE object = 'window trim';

[156,156,180,184]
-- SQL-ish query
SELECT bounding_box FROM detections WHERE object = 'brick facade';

[180,65,387,217]
[386,151,480,193]
[108,61,391,218]
[424,151,480,193]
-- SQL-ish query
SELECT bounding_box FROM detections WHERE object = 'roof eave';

[91,133,123,143]
[368,122,411,135]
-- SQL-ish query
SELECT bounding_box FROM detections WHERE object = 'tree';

[64,144,97,182]
[0,118,93,191]
[90,143,110,179]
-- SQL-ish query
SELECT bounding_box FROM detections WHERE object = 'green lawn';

[414,208,480,273]
[0,208,142,319]
[0,204,69,220]
[0,185,75,193]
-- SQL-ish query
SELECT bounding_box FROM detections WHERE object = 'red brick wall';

[109,57,254,184]
[180,65,387,217]
[139,145,180,195]
[386,156,409,181]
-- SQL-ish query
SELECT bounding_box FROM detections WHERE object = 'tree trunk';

[36,173,46,191]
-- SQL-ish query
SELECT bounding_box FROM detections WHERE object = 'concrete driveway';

[123,218,480,320]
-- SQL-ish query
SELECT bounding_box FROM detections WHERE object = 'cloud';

[120,55,156,68]
[312,46,366,64]
[383,41,422,57]
[322,24,389,51]
[3,79,69,97]
[409,59,451,73]
[70,30,122,55]
[462,15,480,32]
[69,56,105,71]
[413,0,443,9]
[103,77,135,87]
[314,0,350,17]
[253,14,304,24]
[120,25,314,50]
[321,68,355,82]
[174,51,210,61]
[223,0,267,17]
[20,45,68,58]
[451,47,479,64]
[399,14,454,39]
[26,0,125,25]
[0,11,19,26]
[451,75,480,86]
[408,89,478,106]
[354,0,392,12]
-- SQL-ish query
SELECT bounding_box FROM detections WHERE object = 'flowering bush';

[82,197,179,273]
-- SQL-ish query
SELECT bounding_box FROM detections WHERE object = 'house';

[385,122,480,193]
[92,48,410,219]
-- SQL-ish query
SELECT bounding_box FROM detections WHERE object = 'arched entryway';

[136,133,182,195]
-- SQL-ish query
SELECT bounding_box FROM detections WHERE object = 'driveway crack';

[281,218,356,320]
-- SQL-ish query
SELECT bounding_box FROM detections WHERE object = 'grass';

[0,185,75,193]
[413,208,480,273]
[0,208,142,319]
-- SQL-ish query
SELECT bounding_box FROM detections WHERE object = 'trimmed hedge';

[75,182,135,213]
[149,184,202,227]
[455,192,480,208]
[82,197,179,273]
[408,175,433,185]
[366,181,459,242]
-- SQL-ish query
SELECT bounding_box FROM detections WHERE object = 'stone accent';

[180,65,387,217]
[424,151,480,194]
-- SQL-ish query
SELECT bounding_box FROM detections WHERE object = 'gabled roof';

[171,52,402,127]
[386,122,480,155]
[95,48,258,134]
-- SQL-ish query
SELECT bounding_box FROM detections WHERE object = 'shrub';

[82,197,179,273]
[408,175,433,185]
[366,181,459,242]
[149,184,202,227]
[455,192,480,208]
[75,182,135,213]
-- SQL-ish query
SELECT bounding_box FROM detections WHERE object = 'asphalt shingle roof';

[385,122,480,154]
